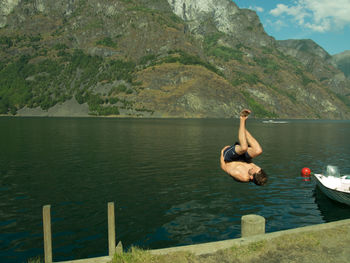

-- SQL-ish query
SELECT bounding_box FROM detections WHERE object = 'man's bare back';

[220,147,261,182]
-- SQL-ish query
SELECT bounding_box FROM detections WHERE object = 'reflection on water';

[0,118,350,262]
[313,186,350,222]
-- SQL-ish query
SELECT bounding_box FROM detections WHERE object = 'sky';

[233,0,350,55]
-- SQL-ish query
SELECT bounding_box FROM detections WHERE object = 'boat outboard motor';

[324,165,340,177]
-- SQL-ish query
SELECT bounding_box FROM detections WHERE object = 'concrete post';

[241,214,265,237]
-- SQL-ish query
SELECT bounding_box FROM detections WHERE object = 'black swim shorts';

[223,142,252,163]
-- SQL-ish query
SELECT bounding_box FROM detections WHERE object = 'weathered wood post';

[116,241,123,254]
[241,214,265,237]
[43,205,53,263]
[108,202,116,257]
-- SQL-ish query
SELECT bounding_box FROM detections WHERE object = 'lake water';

[1,117,350,262]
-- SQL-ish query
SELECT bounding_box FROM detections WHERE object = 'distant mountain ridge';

[0,0,349,119]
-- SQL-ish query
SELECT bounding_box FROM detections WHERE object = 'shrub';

[232,72,260,86]
[89,105,120,116]
[139,54,157,65]
[53,43,68,50]
[254,56,280,73]
[161,50,223,76]
[29,34,42,42]
[109,97,119,104]
[0,36,13,48]
[96,37,117,48]
[0,97,9,114]
[209,46,243,62]
[204,32,224,50]
[109,84,128,95]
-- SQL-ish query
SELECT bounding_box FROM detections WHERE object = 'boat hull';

[313,175,350,206]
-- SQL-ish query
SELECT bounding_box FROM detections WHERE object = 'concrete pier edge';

[55,218,350,262]
[149,218,350,256]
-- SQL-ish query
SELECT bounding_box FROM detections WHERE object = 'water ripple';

[1,118,350,262]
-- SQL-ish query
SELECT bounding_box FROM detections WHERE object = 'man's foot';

[240,109,251,117]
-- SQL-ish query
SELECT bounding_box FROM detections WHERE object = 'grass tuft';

[27,256,43,263]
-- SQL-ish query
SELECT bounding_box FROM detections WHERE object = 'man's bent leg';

[235,116,248,155]
[246,129,262,158]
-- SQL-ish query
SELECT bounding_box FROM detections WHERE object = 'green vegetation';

[335,93,350,107]
[295,68,315,86]
[96,37,118,48]
[327,89,350,107]
[204,33,243,62]
[53,43,68,50]
[0,34,42,51]
[277,50,303,69]
[108,84,132,95]
[0,0,348,119]
[27,256,42,263]
[112,247,197,263]
[208,46,243,62]
[261,46,273,54]
[0,36,14,48]
[124,2,182,29]
[269,85,296,103]
[112,226,344,263]
[89,104,120,116]
[160,50,223,76]
[232,72,260,86]
[241,91,277,118]
[203,32,224,49]
[139,54,157,65]
[253,56,280,73]
[25,225,350,263]
[0,48,135,115]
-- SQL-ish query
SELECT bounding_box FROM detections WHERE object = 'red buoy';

[301,167,311,176]
[301,167,311,181]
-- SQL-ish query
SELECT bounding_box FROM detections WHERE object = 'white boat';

[313,173,350,206]
[262,120,288,124]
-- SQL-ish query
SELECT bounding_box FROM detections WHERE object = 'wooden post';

[43,205,52,263]
[241,214,265,238]
[116,241,123,254]
[108,202,116,257]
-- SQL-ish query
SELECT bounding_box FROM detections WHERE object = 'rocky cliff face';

[0,0,19,27]
[277,39,334,79]
[277,39,350,97]
[333,50,350,79]
[167,0,273,47]
[0,0,349,119]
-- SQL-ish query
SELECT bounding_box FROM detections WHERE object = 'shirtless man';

[220,109,267,186]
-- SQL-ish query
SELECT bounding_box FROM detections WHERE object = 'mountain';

[0,0,349,119]
[332,50,350,79]
[277,39,350,100]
